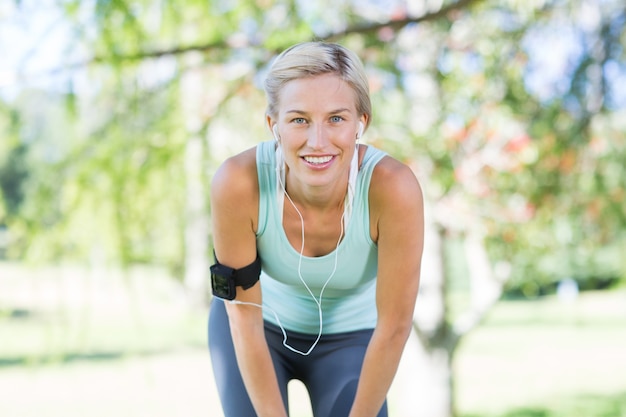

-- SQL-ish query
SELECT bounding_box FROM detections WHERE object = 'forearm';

[228,309,288,417]
[349,325,410,417]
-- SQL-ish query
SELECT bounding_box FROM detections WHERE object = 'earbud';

[357,121,364,140]
[272,124,280,142]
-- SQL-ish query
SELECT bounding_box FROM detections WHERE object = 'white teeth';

[304,155,332,164]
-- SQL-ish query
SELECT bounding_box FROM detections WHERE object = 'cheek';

[278,140,300,162]
[279,129,306,149]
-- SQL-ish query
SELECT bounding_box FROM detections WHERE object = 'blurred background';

[1,0,625,416]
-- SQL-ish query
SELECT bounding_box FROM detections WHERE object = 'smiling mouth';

[303,155,333,165]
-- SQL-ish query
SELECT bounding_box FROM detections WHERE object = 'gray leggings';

[208,299,388,417]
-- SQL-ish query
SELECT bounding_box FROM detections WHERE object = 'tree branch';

[321,0,484,42]
[41,0,483,76]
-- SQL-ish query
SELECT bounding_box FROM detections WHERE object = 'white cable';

[231,144,356,356]
[277,183,343,355]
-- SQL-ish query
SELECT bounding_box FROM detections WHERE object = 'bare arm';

[349,157,424,417]
[211,148,288,417]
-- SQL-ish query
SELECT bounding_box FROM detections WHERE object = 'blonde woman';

[208,42,424,417]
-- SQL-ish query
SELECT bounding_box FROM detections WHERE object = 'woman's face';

[270,73,366,194]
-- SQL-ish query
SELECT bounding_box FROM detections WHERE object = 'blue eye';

[330,116,344,123]
[293,118,307,124]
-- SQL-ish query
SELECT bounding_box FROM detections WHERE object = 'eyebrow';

[285,108,352,115]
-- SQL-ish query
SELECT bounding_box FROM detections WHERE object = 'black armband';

[210,252,261,300]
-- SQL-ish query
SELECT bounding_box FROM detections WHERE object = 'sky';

[0,1,76,99]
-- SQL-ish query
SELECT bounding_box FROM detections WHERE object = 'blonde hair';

[264,42,372,128]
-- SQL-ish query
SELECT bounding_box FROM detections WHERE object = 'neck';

[283,171,349,212]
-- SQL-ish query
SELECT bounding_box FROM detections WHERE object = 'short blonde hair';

[264,42,372,128]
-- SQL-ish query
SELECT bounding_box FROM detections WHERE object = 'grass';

[0,261,216,417]
[454,290,626,417]
[1,261,625,417]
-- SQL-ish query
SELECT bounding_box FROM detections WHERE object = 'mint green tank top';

[255,140,387,334]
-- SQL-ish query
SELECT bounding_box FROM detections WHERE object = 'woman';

[208,41,424,417]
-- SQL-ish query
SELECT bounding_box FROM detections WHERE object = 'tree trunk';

[405,194,456,417]
[183,135,209,306]
[182,64,210,307]
[394,335,455,417]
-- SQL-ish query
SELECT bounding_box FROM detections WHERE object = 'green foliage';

[0,144,28,217]
[2,0,625,285]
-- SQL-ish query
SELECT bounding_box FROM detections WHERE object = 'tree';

[1,0,625,416]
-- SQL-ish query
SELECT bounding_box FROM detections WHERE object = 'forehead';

[278,73,357,114]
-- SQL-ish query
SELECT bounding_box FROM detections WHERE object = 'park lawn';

[1,261,625,417]
[454,289,626,417]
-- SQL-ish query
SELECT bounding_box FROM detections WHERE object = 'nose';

[307,124,329,149]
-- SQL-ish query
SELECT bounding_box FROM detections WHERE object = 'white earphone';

[357,121,364,140]
[272,124,280,142]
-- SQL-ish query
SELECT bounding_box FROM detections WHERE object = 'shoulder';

[369,152,423,227]
[370,153,422,201]
[211,146,259,206]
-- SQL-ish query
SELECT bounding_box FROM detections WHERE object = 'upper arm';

[370,157,424,330]
[210,147,261,303]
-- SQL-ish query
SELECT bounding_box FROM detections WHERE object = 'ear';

[267,115,280,142]
[266,114,274,130]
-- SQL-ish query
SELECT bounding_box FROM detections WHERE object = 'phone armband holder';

[210,252,261,300]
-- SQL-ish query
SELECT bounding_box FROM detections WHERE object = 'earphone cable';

[229,143,354,356]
